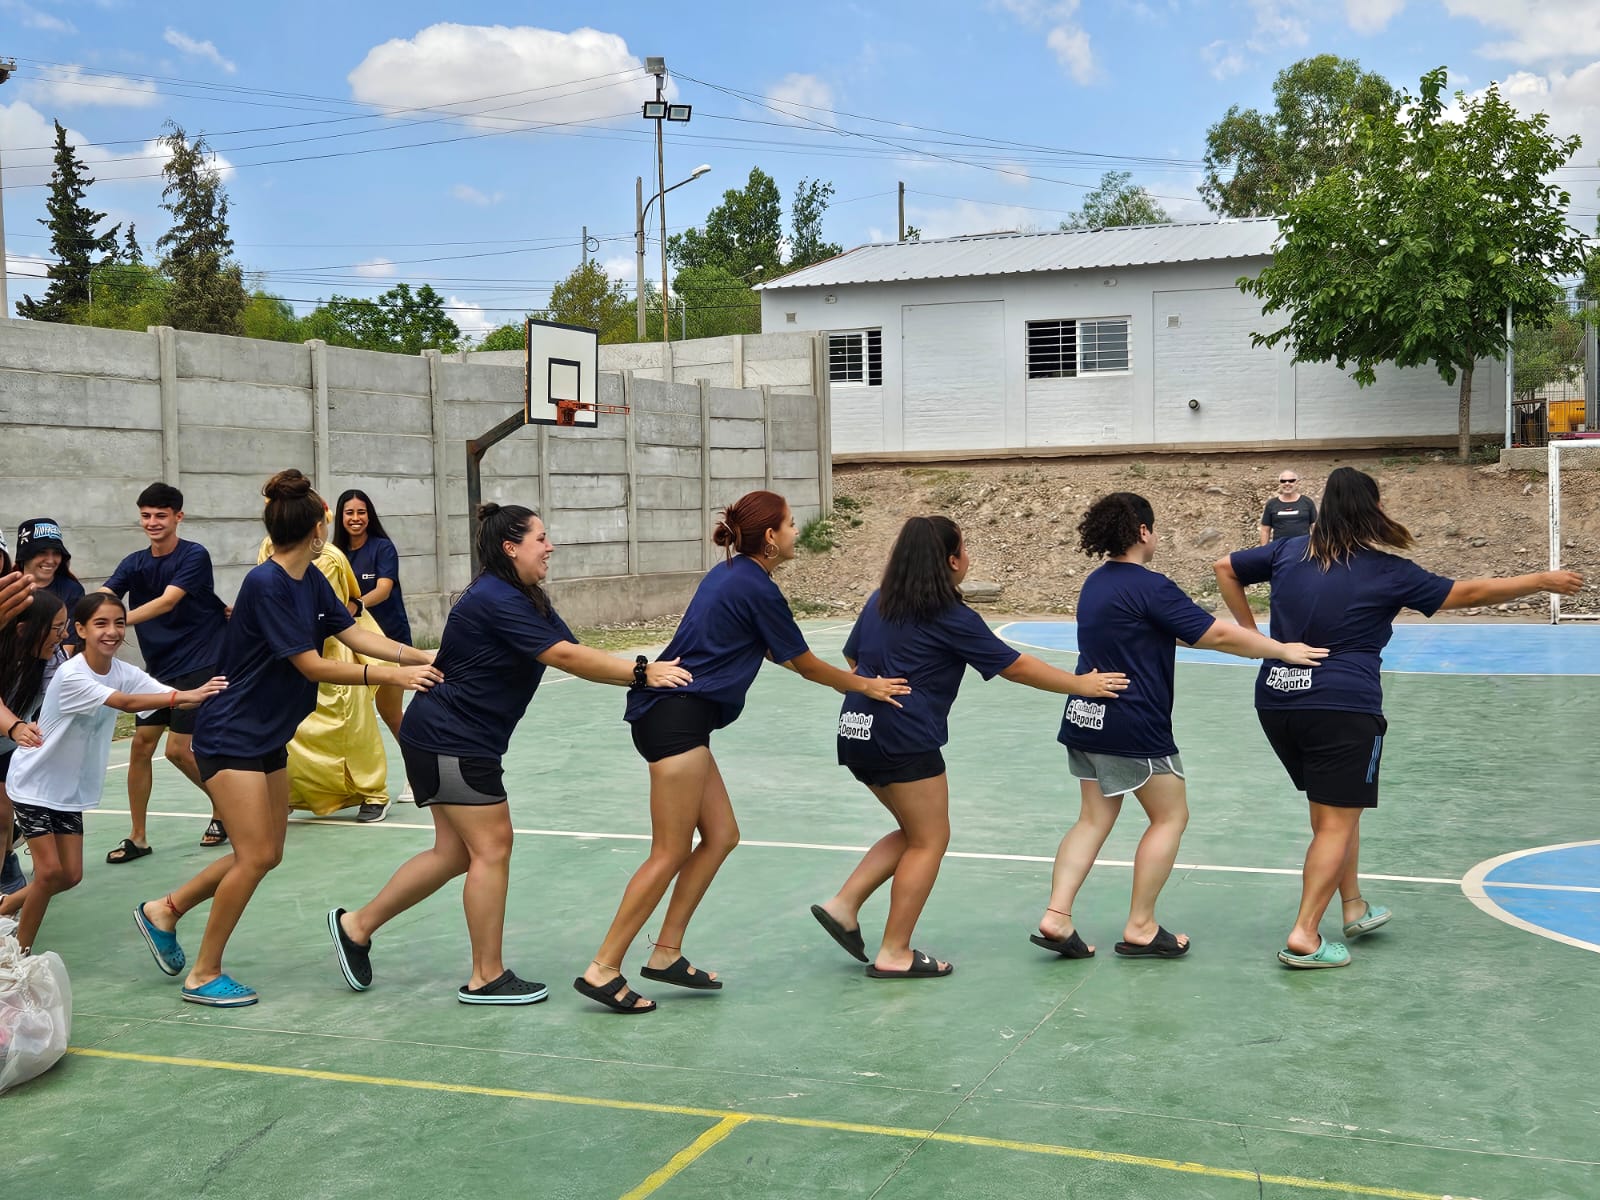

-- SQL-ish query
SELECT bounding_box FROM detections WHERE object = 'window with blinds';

[827,329,883,385]
[1026,317,1129,378]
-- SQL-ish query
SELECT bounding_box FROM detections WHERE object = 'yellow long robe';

[256,539,388,814]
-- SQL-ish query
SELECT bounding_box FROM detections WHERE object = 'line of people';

[1,467,1582,1012]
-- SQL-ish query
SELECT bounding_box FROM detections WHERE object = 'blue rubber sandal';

[1277,938,1351,969]
[181,974,259,1007]
[132,904,186,976]
[1343,902,1391,940]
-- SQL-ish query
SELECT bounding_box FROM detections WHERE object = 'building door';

[901,301,1006,451]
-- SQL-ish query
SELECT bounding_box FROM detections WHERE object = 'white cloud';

[1345,0,1405,34]
[348,24,650,128]
[28,65,160,109]
[599,255,637,284]
[764,73,834,125]
[353,258,397,279]
[907,199,1052,239]
[1202,40,1248,80]
[1,0,75,34]
[450,183,503,206]
[0,100,231,193]
[446,295,496,339]
[1475,66,1600,192]
[163,28,237,75]
[996,0,1098,85]
[1443,1,1600,65]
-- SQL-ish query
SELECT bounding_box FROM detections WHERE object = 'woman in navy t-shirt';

[812,516,1127,980]
[575,490,911,1014]
[132,470,443,1010]
[1219,467,1582,970]
[334,488,411,741]
[327,503,691,1007]
[1039,493,1325,962]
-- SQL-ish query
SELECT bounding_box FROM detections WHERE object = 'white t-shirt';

[7,655,164,813]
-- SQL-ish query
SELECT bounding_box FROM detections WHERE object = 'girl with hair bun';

[1035,492,1325,963]
[812,515,1128,980]
[132,469,444,1009]
[576,490,911,1013]
[329,503,693,1007]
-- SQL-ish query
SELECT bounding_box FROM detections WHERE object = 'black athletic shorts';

[135,666,216,735]
[838,745,947,788]
[400,743,507,808]
[12,801,84,839]
[195,746,290,783]
[629,694,720,763]
[1257,709,1388,809]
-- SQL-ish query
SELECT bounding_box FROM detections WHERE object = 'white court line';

[91,806,1476,887]
[1460,840,1600,954]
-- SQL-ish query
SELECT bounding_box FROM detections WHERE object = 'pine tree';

[156,123,248,335]
[123,224,143,265]
[15,121,119,321]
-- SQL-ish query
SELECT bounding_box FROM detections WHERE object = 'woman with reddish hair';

[575,490,910,1013]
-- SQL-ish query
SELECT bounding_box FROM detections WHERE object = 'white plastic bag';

[0,933,72,1095]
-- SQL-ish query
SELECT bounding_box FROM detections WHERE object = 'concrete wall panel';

[177,331,310,388]
[1,368,162,430]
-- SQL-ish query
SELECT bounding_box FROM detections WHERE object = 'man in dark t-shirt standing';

[1259,469,1317,544]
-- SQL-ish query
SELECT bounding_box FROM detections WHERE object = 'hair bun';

[712,519,739,548]
[263,469,311,502]
[476,502,501,521]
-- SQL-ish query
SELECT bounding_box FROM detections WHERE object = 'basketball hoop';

[554,399,629,426]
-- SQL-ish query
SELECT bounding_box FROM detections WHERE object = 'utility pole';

[898,181,905,243]
[635,176,647,339]
[0,57,16,319]
[654,64,669,349]
[582,225,588,269]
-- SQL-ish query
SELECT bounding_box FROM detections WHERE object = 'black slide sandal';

[1113,926,1189,958]
[199,819,228,847]
[1030,929,1094,958]
[810,904,869,962]
[573,974,657,1013]
[866,949,953,979]
[106,838,153,865]
[639,956,722,990]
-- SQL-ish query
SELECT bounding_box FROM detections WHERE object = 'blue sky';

[3,1,1598,337]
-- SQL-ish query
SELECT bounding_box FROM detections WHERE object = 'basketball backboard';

[525,318,599,427]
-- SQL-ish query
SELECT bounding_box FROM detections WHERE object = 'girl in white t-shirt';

[0,594,225,952]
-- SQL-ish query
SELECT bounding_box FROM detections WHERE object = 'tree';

[1514,309,1585,402]
[1241,67,1588,461]
[300,283,461,355]
[240,291,304,343]
[788,178,843,269]
[70,262,167,332]
[157,124,249,335]
[672,264,760,338]
[538,261,637,343]
[1059,171,1170,230]
[15,121,120,322]
[1201,55,1397,217]
[669,167,784,280]
[476,322,528,352]
[122,224,143,266]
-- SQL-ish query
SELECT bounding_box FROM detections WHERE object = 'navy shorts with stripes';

[1256,709,1388,809]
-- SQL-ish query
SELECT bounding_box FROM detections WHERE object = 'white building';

[756,219,1504,458]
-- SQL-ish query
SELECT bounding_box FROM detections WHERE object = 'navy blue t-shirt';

[192,560,355,758]
[47,576,85,653]
[1230,537,1453,714]
[1058,561,1216,758]
[400,575,575,761]
[837,592,1020,762]
[348,537,411,645]
[103,539,228,678]
[625,556,810,729]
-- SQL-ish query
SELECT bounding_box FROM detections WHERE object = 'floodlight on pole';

[636,165,713,339]
[636,56,705,350]
[0,57,15,320]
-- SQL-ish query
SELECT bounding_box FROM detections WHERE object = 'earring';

[764,543,778,558]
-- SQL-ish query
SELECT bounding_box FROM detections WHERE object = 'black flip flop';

[1030,929,1094,958]
[866,949,952,979]
[1113,926,1189,958]
[106,838,153,865]
[639,955,722,990]
[199,819,228,848]
[572,974,657,1013]
[810,904,868,963]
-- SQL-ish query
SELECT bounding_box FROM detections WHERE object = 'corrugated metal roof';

[756,218,1279,290]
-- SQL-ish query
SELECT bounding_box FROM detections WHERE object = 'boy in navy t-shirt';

[100,483,231,860]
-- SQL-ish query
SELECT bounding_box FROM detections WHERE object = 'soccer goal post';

[1547,438,1600,623]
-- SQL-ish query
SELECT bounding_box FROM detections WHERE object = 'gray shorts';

[1067,748,1185,798]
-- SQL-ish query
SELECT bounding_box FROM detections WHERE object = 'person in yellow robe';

[255,534,389,819]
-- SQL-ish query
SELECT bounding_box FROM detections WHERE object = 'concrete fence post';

[150,325,180,486]
[623,369,639,575]
[307,339,331,497]
[423,349,451,594]
[732,333,746,389]
[761,384,775,493]
[812,335,833,513]
[699,376,713,569]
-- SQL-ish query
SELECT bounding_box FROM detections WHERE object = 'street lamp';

[639,57,696,351]
[0,57,16,320]
[635,164,710,340]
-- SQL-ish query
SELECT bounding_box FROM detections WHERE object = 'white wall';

[761,259,1506,454]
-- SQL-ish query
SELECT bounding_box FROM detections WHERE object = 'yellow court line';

[618,1116,747,1200]
[64,1047,1451,1200]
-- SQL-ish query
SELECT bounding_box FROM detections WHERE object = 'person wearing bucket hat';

[16,519,84,657]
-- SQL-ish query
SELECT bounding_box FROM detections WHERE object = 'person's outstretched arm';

[1194,620,1326,667]
[780,651,910,707]
[1440,571,1583,610]
[539,642,693,689]
[999,655,1127,697]
[1213,556,1259,631]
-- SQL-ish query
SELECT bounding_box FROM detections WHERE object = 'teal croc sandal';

[1343,902,1391,939]
[133,904,186,976]
[182,974,259,1007]
[1277,939,1350,969]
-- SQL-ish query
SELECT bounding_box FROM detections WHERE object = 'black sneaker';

[458,970,548,1006]
[327,908,372,991]
[355,801,389,824]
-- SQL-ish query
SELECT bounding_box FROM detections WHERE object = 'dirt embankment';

[778,450,1600,619]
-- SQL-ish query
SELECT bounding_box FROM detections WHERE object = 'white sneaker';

[396,786,415,805]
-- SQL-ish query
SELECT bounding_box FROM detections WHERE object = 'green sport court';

[15,620,1599,1199]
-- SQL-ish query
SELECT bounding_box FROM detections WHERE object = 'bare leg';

[12,833,84,951]
[580,747,710,1007]
[1037,780,1122,953]
[647,756,740,978]
[343,806,470,945]
[1286,803,1364,956]
[374,684,405,742]
[434,803,515,990]
[127,725,162,847]
[872,775,951,973]
[821,818,906,931]
[0,786,15,878]
[1123,772,1189,949]
[1337,824,1368,925]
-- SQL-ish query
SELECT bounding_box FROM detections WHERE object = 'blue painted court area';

[1464,843,1600,954]
[996,619,1600,675]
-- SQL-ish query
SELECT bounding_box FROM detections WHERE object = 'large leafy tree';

[540,261,637,342]
[15,121,120,322]
[1059,170,1170,230]
[1241,68,1587,461]
[1202,55,1397,218]
[672,263,761,338]
[157,124,249,335]
[788,178,843,269]
[669,167,784,280]
[300,283,461,355]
